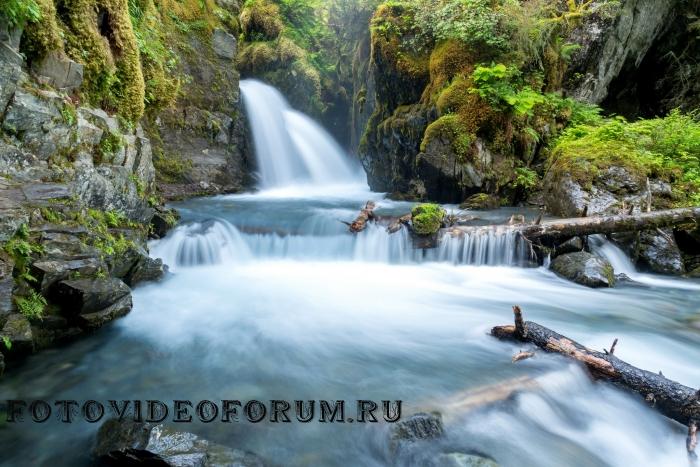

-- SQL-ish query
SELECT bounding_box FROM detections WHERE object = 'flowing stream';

[1,81,700,466]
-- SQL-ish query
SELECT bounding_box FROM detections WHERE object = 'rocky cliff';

[0,0,251,374]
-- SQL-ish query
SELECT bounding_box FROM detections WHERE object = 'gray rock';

[551,252,615,288]
[0,254,15,325]
[94,419,266,467]
[126,257,167,286]
[2,90,72,160]
[460,193,500,211]
[1,313,34,355]
[31,50,84,90]
[212,28,237,59]
[0,22,22,50]
[78,294,132,329]
[21,183,70,202]
[0,41,22,113]
[30,258,105,295]
[438,452,499,467]
[53,277,131,316]
[150,207,179,239]
[554,237,584,257]
[637,229,684,275]
[76,112,104,147]
[389,412,444,455]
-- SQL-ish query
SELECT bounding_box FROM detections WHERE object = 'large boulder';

[52,278,132,328]
[0,40,22,113]
[30,258,105,295]
[125,257,167,286]
[613,229,685,275]
[94,419,266,467]
[550,252,615,288]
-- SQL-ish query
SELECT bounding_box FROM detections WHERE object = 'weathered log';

[349,201,376,233]
[387,214,412,234]
[492,307,700,427]
[448,207,700,243]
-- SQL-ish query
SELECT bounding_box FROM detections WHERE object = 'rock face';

[566,0,680,105]
[551,252,615,288]
[94,419,266,467]
[31,50,83,90]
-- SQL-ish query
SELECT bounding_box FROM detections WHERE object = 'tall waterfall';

[240,79,364,188]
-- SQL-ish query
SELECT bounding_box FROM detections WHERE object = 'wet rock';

[551,252,615,288]
[30,258,105,295]
[150,207,179,239]
[0,350,4,376]
[597,166,640,194]
[77,294,132,329]
[0,254,15,325]
[31,50,84,90]
[460,193,500,211]
[553,237,584,257]
[94,419,266,467]
[437,452,499,467]
[212,28,237,59]
[1,313,34,355]
[126,257,167,286]
[389,412,444,455]
[637,229,684,275]
[53,277,131,316]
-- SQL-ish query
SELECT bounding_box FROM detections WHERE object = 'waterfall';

[239,79,365,189]
[152,218,533,269]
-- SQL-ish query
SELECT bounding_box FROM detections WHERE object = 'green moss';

[60,102,78,126]
[96,131,124,164]
[240,0,283,41]
[421,114,473,160]
[153,148,193,183]
[550,110,700,206]
[20,0,63,62]
[411,203,446,235]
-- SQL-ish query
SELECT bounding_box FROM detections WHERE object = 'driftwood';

[448,207,700,244]
[387,214,412,234]
[492,306,700,429]
[348,201,376,233]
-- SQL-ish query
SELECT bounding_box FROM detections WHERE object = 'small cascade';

[150,220,252,268]
[239,79,365,189]
[153,219,534,267]
[431,228,533,266]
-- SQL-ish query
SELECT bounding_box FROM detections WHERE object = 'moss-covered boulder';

[411,203,445,236]
[460,193,500,210]
[551,252,615,288]
[240,0,283,41]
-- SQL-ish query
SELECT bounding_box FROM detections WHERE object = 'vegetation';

[411,203,445,235]
[0,0,41,28]
[549,110,700,206]
[15,289,47,321]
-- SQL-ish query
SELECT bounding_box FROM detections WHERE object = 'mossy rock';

[240,0,283,41]
[460,193,500,210]
[411,203,446,236]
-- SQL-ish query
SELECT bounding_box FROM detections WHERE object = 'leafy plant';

[15,289,47,321]
[0,0,41,28]
[471,63,546,116]
[2,335,11,350]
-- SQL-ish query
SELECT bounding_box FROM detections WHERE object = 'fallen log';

[349,201,376,233]
[492,306,700,428]
[448,207,700,244]
[387,214,411,234]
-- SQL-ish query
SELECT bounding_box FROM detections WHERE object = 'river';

[0,80,699,466]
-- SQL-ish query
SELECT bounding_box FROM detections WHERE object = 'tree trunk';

[491,307,700,427]
[448,207,700,244]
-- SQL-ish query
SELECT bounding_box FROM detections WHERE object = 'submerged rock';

[551,252,615,288]
[94,419,266,467]
[438,453,499,467]
[389,412,444,455]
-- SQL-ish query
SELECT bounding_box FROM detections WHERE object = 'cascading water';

[239,79,365,189]
[4,82,700,467]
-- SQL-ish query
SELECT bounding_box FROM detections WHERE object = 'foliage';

[0,0,40,28]
[2,335,11,350]
[60,103,78,126]
[550,110,700,205]
[411,203,446,235]
[3,224,42,284]
[412,0,508,52]
[471,63,546,117]
[513,166,538,190]
[15,289,46,321]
